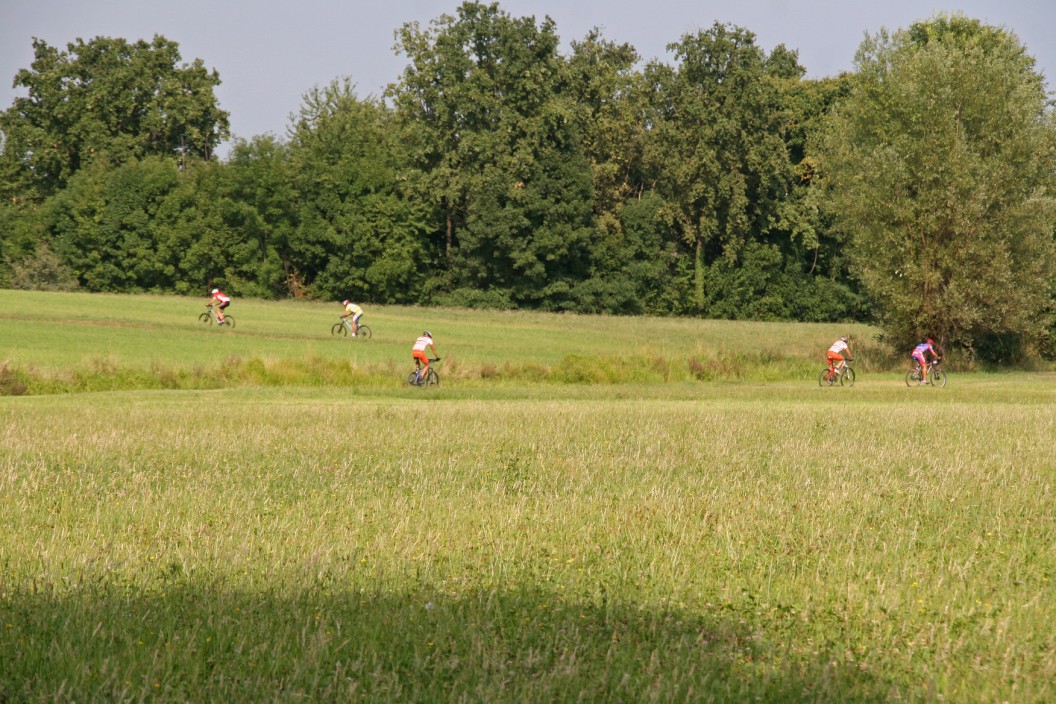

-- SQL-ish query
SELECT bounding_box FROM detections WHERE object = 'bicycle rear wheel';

[198,312,212,326]
[219,315,235,329]
[407,371,421,386]
[818,368,835,387]
[332,322,347,337]
[905,367,923,387]
[929,368,947,387]
[839,367,856,387]
[356,325,372,340]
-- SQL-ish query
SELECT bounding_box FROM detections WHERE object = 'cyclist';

[411,331,439,384]
[206,287,231,325]
[912,338,940,382]
[827,336,853,378]
[340,300,364,335]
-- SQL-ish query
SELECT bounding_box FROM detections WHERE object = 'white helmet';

[423,331,432,338]
[211,288,219,294]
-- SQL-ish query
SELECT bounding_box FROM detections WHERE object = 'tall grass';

[2,382,1055,701]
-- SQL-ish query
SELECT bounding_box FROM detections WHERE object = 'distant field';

[2,290,1054,702]
[0,289,879,392]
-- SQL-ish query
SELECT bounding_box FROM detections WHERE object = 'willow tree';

[817,14,1056,359]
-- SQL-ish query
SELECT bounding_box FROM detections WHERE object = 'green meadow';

[1,291,1054,702]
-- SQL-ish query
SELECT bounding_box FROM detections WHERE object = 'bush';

[5,242,80,291]
[0,363,29,396]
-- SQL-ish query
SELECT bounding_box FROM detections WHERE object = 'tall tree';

[817,14,1056,358]
[221,135,298,297]
[286,79,430,302]
[390,1,596,309]
[642,24,798,314]
[0,35,229,201]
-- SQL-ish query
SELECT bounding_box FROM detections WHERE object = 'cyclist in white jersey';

[827,336,852,373]
[411,331,439,384]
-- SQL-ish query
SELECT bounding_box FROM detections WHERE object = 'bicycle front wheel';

[818,368,835,387]
[198,312,213,326]
[424,368,439,386]
[839,367,856,387]
[905,367,923,387]
[929,368,947,388]
[332,322,347,337]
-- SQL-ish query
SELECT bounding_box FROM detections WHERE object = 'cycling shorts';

[827,351,843,364]
[412,350,429,364]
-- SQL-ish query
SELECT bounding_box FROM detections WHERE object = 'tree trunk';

[445,209,453,271]
[694,236,705,313]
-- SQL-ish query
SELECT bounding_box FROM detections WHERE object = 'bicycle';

[407,358,441,387]
[905,358,946,387]
[818,358,855,387]
[198,306,235,328]
[331,318,372,339]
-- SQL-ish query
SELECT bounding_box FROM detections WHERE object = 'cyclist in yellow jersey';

[340,300,364,335]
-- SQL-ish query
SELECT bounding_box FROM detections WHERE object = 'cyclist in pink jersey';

[912,338,939,379]
[207,288,231,324]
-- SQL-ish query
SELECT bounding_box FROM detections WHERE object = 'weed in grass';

[0,362,28,395]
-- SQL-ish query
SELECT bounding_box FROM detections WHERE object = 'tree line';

[1,4,1054,361]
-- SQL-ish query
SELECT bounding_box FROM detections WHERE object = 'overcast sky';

[3,0,1055,157]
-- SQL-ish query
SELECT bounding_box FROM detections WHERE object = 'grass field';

[2,291,1055,702]
[0,289,882,392]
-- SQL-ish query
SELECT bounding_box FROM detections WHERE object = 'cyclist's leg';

[827,352,841,380]
[353,313,362,335]
[217,301,229,323]
[412,351,428,383]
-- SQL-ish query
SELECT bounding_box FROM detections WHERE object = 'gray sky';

[3,1,1055,157]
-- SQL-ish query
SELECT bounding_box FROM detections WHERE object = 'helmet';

[840,336,848,342]
[423,331,432,338]
[211,288,219,294]
[342,299,350,306]
[926,338,934,344]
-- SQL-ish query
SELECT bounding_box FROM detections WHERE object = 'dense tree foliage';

[817,14,1056,359]
[0,35,229,202]
[285,79,431,302]
[390,2,598,310]
[5,4,1051,357]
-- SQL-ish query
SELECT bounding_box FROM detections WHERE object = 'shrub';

[5,242,80,291]
[0,363,29,396]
